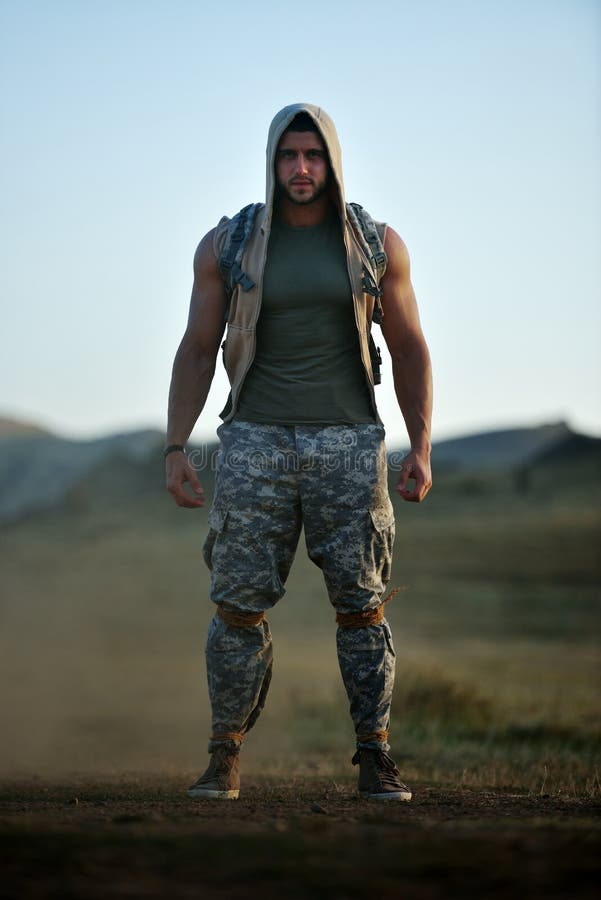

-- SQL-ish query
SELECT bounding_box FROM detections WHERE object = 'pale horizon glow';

[1,0,600,447]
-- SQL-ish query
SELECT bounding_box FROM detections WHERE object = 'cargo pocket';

[365,502,395,591]
[202,505,228,570]
[370,504,395,534]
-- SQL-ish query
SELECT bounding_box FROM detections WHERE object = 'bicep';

[380,228,425,356]
[182,229,228,357]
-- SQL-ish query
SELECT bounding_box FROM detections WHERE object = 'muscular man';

[165,103,432,801]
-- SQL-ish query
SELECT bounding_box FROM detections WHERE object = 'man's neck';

[276,194,334,227]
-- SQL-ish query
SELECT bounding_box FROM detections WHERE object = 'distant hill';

[0,426,170,524]
[0,416,53,440]
[428,421,598,471]
[0,415,599,525]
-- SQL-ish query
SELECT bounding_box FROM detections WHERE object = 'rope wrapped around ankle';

[336,587,401,628]
[217,605,265,628]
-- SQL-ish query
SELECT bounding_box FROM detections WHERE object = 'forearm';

[391,342,433,452]
[166,342,216,446]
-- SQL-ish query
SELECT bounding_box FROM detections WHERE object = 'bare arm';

[165,229,227,508]
[380,227,433,502]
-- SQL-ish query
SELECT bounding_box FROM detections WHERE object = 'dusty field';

[1,459,599,897]
[1,775,600,899]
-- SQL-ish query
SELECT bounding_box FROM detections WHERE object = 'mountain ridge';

[0,415,599,525]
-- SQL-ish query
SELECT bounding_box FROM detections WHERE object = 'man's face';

[275,129,330,205]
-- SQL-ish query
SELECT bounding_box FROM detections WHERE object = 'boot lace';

[212,746,238,774]
[352,748,404,791]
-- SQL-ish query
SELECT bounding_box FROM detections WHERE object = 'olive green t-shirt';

[235,214,375,425]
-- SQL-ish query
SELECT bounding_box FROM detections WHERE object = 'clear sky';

[1,0,600,445]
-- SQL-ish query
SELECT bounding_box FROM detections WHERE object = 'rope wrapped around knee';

[357,729,389,744]
[211,731,245,744]
[336,587,401,628]
[217,605,265,628]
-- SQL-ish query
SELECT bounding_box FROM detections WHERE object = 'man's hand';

[395,448,432,503]
[166,452,205,508]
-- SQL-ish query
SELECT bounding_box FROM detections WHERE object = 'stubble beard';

[276,175,329,206]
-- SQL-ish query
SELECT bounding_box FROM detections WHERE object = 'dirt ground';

[1,775,599,899]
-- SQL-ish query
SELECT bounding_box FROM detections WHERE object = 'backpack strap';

[218,203,262,298]
[347,202,388,285]
[347,203,388,385]
[346,202,387,327]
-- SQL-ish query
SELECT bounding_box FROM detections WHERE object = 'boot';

[187,746,240,799]
[352,748,412,801]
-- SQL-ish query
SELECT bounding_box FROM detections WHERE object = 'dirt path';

[1,776,600,899]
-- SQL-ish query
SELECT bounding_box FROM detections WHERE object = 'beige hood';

[264,103,346,220]
[214,102,384,424]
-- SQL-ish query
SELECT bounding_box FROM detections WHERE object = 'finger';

[177,495,205,509]
[167,481,205,508]
[403,477,431,503]
[395,466,410,496]
[185,464,205,497]
[420,480,432,501]
[170,489,204,508]
[399,470,423,502]
[400,483,419,502]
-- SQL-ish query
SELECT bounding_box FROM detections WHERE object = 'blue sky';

[1,0,600,446]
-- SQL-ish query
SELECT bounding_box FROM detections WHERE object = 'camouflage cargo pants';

[202,421,396,753]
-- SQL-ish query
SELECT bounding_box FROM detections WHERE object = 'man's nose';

[295,153,309,175]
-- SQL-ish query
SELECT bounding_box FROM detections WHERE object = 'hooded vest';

[212,103,387,425]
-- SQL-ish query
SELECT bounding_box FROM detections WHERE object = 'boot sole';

[187,788,239,799]
[360,790,412,801]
